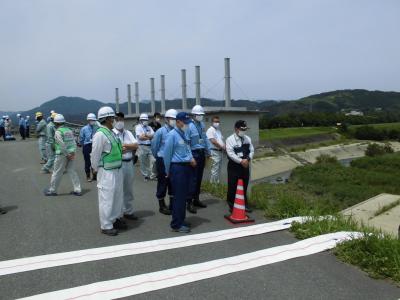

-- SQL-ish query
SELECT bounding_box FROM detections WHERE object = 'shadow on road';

[1,205,18,213]
[185,216,211,229]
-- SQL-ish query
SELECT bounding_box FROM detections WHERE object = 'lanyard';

[174,128,189,145]
[194,122,203,138]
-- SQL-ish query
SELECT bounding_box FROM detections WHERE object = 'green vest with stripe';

[98,127,122,170]
[55,126,77,155]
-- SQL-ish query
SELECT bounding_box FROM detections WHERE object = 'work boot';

[187,200,197,214]
[171,225,191,233]
[101,228,118,236]
[124,213,138,220]
[193,197,207,208]
[113,218,128,230]
[158,199,171,215]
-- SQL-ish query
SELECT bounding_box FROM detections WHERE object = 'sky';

[0,0,399,111]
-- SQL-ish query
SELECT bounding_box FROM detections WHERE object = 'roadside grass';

[289,137,356,152]
[351,122,400,130]
[202,152,400,284]
[259,126,335,141]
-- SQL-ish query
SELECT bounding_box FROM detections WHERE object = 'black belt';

[211,148,222,152]
[122,158,132,162]
[192,149,205,153]
[139,144,151,146]
[171,162,191,166]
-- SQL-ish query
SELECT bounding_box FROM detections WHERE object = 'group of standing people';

[30,105,254,236]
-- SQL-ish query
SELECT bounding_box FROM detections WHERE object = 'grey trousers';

[49,155,81,193]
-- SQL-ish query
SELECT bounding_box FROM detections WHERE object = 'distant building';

[345,110,364,116]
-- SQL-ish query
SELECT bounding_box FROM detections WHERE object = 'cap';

[234,120,249,130]
[176,112,191,124]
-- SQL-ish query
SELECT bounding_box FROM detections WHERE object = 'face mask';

[213,122,220,128]
[115,121,124,130]
[142,121,148,126]
[195,115,203,122]
[89,121,96,126]
[156,118,161,122]
[112,119,116,127]
[238,130,246,137]
[181,124,188,132]
[168,120,176,127]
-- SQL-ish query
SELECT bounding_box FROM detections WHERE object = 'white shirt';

[206,126,224,149]
[91,126,114,171]
[225,133,254,164]
[113,128,137,160]
[135,124,154,145]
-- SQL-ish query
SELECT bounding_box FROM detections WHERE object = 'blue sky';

[0,0,399,110]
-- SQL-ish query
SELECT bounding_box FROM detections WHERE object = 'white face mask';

[156,118,161,122]
[142,120,148,126]
[168,119,176,127]
[238,130,246,137]
[89,121,96,126]
[181,124,188,132]
[213,122,220,128]
[195,115,203,122]
[115,121,124,130]
[112,119,116,127]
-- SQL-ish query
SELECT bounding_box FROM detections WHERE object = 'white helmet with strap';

[54,114,66,124]
[97,106,115,120]
[87,113,97,121]
[139,113,149,120]
[165,109,178,119]
[191,105,205,115]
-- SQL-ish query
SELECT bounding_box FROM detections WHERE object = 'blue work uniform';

[186,120,210,202]
[79,124,97,177]
[163,127,193,229]
[25,119,30,138]
[151,124,173,200]
[18,118,26,140]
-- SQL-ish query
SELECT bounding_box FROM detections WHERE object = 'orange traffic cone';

[224,179,254,224]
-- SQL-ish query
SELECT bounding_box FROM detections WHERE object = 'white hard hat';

[50,110,55,114]
[87,113,97,121]
[54,114,66,123]
[17,113,21,117]
[26,116,30,119]
[139,113,149,120]
[191,105,205,115]
[97,106,115,120]
[165,109,178,119]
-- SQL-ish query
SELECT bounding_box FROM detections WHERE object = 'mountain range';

[2,89,400,124]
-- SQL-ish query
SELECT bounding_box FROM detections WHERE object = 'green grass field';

[259,126,335,141]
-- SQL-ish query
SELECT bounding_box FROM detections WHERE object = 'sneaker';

[124,213,139,220]
[70,191,82,196]
[44,189,57,196]
[171,225,191,233]
[113,218,128,230]
[101,228,118,236]
[87,177,92,182]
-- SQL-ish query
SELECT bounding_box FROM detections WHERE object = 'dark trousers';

[26,126,30,138]
[170,163,192,229]
[227,160,250,208]
[82,143,92,176]
[189,149,206,201]
[19,126,26,139]
[0,127,5,140]
[156,157,172,200]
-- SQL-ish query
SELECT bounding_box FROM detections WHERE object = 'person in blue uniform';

[163,112,196,233]
[17,114,26,140]
[186,105,210,214]
[79,113,98,181]
[151,109,177,215]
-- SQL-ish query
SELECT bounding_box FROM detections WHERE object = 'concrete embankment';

[250,141,400,182]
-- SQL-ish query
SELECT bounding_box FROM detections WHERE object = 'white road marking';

[0,217,305,276]
[18,232,362,300]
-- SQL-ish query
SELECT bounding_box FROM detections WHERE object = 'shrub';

[315,154,339,164]
[365,143,393,157]
[353,126,384,140]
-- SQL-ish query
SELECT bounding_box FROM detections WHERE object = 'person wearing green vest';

[44,114,82,196]
[91,106,125,236]
[41,112,58,174]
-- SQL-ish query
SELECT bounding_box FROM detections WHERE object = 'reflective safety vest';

[55,126,77,155]
[98,127,122,170]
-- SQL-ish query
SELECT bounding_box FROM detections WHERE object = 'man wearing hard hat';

[151,109,178,215]
[91,106,125,236]
[79,113,98,182]
[35,112,47,163]
[44,114,81,196]
[41,112,57,174]
[17,114,26,140]
[186,105,210,213]
[135,113,156,180]
[25,116,30,138]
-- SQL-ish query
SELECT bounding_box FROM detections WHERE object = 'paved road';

[0,140,399,299]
